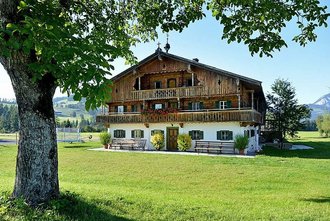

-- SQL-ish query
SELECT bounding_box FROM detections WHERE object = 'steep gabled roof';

[111,50,262,87]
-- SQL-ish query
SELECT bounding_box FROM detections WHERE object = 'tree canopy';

[1,0,329,109]
[266,79,311,146]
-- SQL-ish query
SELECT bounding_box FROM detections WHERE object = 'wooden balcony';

[130,86,208,101]
[96,109,263,124]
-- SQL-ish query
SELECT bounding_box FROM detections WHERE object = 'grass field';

[0,131,329,220]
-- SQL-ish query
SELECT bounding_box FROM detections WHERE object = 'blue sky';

[1,2,329,104]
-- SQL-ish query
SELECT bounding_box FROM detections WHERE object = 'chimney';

[193,58,199,62]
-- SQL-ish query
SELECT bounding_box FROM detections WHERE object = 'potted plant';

[100,132,111,149]
[177,133,192,151]
[150,132,164,150]
[234,134,249,155]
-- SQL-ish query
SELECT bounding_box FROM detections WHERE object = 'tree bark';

[1,57,59,206]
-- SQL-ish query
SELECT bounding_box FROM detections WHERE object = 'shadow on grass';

[302,196,330,204]
[0,191,133,221]
[260,142,330,160]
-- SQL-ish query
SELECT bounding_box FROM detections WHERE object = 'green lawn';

[0,132,329,220]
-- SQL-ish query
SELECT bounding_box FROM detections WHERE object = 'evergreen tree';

[266,79,311,148]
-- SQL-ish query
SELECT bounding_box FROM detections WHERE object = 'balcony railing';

[131,86,208,101]
[96,109,262,124]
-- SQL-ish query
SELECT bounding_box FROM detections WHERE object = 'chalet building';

[96,48,266,153]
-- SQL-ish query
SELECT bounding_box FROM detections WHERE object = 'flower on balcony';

[141,108,178,115]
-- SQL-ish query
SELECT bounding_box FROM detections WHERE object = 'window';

[117,105,125,113]
[131,130,144,138]
[154,104,163,110]
[114,130,125,138]
[167,78,176,88]
[131,105,138,112]
[151,130,164,136]
[189,130,204,140]
[188,102,203,110]
[155,81,162,89]
[169,102,178,109]
[217,130,233,140]
[187,78,193,86]
[216,101,232,109]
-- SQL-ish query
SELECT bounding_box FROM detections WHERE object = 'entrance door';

[167,127,179,151]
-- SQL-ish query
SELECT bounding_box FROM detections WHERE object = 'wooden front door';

[167,127,179,151]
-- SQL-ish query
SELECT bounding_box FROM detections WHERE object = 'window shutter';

[199,102,204,110]
[217,131,220,140]
[131,130,135,138]
[115,106,118,112]
[141,130,144,138]
[226,100,232,108]
[229,131,233,140]
[124,105,127,112]
[188,131,193,138]
[188,102,192,110]
[140,104,144,111]
[215,101,220,109]
[152,104,155,109]
[199,131,204,140]
[122,130,126,138]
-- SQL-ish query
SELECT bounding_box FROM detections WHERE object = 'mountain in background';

[308,93,330,120]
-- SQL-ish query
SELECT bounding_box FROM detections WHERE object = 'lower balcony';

[96,109,263,125]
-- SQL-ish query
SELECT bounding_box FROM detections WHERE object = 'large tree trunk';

[1,58,59,206]
[1,0,59,206]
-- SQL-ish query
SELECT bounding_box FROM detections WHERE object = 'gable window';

[167,78,176,88]
[188,102,203,111]
[151,130,164,136]
[217,130,233,140]
[131,130,144,138]
[189,130,204,140]
[114,130,125,138]
[187,78,193,87]
[155,81,162,89]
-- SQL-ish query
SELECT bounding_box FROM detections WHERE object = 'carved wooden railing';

[96,109,262,124]
[131,86,207,101]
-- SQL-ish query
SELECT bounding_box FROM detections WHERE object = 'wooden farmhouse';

[97,48,266,153]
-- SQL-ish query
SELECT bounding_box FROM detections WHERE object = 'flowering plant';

[141,108,178,115]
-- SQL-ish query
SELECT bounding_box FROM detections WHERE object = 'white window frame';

[219,101,227,110]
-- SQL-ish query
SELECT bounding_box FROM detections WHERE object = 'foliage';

[1,136,330,220]
[177,133,192,151]
[99,132,111,146]
[266,79,311,147]
[150,132,164,150]
[315,113,330,137]
[234,134,249,150]
[0,1,329,109]
[0,103,19,133]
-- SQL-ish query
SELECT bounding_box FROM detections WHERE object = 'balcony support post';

[251,91,254,110]
[192,73,194,86]
[138,77,141,90]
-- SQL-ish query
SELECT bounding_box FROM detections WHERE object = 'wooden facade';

[97,50,266,125]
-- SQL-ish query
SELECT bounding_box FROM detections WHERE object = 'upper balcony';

[96,109,263,125]
[131,86,207,101]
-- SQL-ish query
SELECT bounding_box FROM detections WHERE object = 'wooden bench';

[195,141,235,154]
[110,139,146,150]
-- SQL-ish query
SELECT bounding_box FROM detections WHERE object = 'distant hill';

[53,95,100,120]
[0,96,100,121]
[308,93,330,120]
